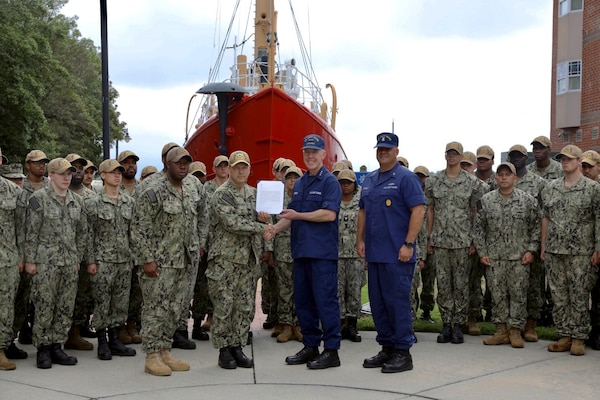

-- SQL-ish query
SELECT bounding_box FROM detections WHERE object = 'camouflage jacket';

[473,188,540,260]
[0,177,24,267]
[338,193,361,259]
[476,170,497,192]
[273,191,292,263]
[515,171,547,207]
[527,159,563,180]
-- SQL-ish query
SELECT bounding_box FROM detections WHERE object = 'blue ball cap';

[302,134,325,150]
[375,132,399,148]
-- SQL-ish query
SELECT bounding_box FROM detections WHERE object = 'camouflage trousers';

[90,261,131,330]
[72,266,94,326]
[127,265,143,324]
[467,252,484,318]
[191,257,213,323]
[30,264,78,347]
[0,265,19,348]
[410,263,421,322]
[590,274,600,327]
[434,247,470,325]
[487,259,529,329]
[178,254,199,331]
[526,258,544,319]
[261,262,278,322]
[12,271,32,337]
[139,266,188,353]
[274,259,297,325]
[545,253,598,340]
[206,256,259,349]
[419,256,436,313]
[338,258,366,319]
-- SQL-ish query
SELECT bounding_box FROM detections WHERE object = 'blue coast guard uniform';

[360,157,425,349]
[289,163,342,350]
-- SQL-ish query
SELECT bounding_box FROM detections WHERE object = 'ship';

[184,0,347,185]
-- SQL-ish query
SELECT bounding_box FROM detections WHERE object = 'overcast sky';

[61,0,553,174]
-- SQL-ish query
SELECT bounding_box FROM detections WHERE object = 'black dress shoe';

[307,349,340,370]
[36,345,52,369]
[49,344,77,365]
[230,346,253,368]
[382,350,413,373]
[172,329,196,350]
[218,347,237,369]
[285,346,319,365]
[451,323,464,344]
[437,323,452,343]
[363,347,394,368]
[5,342,28,359]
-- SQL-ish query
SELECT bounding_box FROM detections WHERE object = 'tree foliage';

[0,0,125,165]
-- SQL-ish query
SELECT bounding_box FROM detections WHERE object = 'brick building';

[550,0,600,152]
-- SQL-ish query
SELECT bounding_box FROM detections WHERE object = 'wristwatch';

[403,241,414,249]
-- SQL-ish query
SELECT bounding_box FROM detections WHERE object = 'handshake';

[263,224,276,240]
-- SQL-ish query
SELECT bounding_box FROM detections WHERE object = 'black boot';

[437,323,452,343]
[96,329,112,360]
[108,327,136,356]
[5,342,28,359]
[49,343,77,365]
[229,346,253,368]
[307,349,341,370]
[80,323,97,338]
[346,317,362,342]
[382,349,413,373]
[363,346,394,368]
[36,345,52,369]
[218,347,237,369]
[172,329,196,350]
[191,322,209,341]
[451,323,464,344]
[18,320,33,345]
[285,346,319,365]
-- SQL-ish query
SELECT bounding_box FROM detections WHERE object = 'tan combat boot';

[292,325,303,342]
[548,336,572,352]
[145,352,172,376]
[276,324,294,343]
[126,320,142,344]
[570,338,585,356]
[467,316,481,336]
[200,314,212,331]
[509,328,524,348]
[119,324,132,344]
[159,349,190,371]
[64,325,93,350]
[523,317,538,342]
[270,323,283,338]
[0,349,16,371]
[482,323,510,345]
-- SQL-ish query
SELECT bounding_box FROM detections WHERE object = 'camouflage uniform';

[206,180,264,349]
[526,159,563,180]
[273,192,297,326]
[84,190,134,329]
[0,178,23,350]
[24,186,87,347]
[417,211,436,317]
[130,173,200,353]
[542,176,600,339]
[468,179,490,321]
[425,169,485,325]
[473,189,540,328]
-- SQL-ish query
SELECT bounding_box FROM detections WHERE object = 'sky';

[60,0,553,174]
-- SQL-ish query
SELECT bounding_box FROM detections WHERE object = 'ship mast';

[255,0,278,88]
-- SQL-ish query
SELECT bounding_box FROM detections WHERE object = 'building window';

[559,0,584,17]
[576,129,582,142]
[557,60,581,94]
[593,126,599,140]
[562,131,570,143]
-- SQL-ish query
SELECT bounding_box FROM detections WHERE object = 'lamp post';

[115,128,132,158]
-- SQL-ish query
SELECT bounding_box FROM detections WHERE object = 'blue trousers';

[293,258,341,349]
[368,262,414,349]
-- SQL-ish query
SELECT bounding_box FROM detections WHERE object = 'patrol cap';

[413,165,430,177]
[117,150,139,163]
[26,150,50,163]
[0,163,26,179]
[189,161,207,175]
[375,132,398,148]
[337,168,356,182]
[582,150,600,166]
[161,142,180,157]
[332,161,346,173]
[531,136,551,147]
[213,155,229,167]
[166,147,193,163]
[47,158,76,174]
[445,141,464,155]
[65,153,88,167]
[508,144,528,156]
[279,159,294,171]
[140,165,158,178]
[555,144,583,160]
[229,150,251,167]
[99,159,125,173]
[496,162,516,175]
[272,157,286,171]
[461,151,476,165]
[476,145,495,160]
[340,159,353,170]
[285,166,303,178]
[84,161,98,172]
[397,156,409,168]
[302,134,325,150]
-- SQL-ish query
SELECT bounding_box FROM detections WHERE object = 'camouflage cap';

[26,150,50,163]
[272,157,286,171]
[166,147,193,163]
[117,150,139,163]
[496,162,516,175]
[213,155,229,167]
[65,153,88,167]
[445,141,464,155]
[0,163,26,179]
[476,145,495,160]
[509,144,528,156]
[279,159,294,171]
[413,165,430,177]
[582,150,600,166]
[397,156,409,168]
[84,161,98,172]
[332,161,346,173]
[47,158,76,174]
[337,168,356,182]
[99,159,125,173]
[461,151,476,165]
[229,150,251,167]
[189,161,207,175]
[140,165,158,178]
[161,142,180,157]
[556,144,583,160]
[531,136,551,147]
[285,166,303,178]
[340,159,353,170]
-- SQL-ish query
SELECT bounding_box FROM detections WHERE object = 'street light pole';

[115,128,132,159]
[100,0,110,160]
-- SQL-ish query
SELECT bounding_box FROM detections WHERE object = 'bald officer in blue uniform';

[267,134,342,369]
[357,132,425,373]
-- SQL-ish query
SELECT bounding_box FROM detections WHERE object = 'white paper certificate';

[256,180,285,214]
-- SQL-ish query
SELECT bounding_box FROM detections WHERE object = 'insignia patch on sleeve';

[29,196,41,210]
[146,189,158,203]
